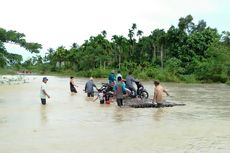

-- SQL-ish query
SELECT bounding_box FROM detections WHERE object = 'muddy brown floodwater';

[0,75,230,153]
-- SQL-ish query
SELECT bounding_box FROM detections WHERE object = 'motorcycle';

[99,83,114,93]
[127,81,149,99]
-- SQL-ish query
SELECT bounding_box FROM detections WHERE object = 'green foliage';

[0,27,42,68]
[226,80,230,86]
[179,75,197,83]
[135,71,149,80]
[90,69,110,78]
[0,28,42,53]
[164,58,184,75]
[6,53,23,65]
[2,15,230,84]
[194,43,230,83]
[0,56,6,68]
[0,68,16,75]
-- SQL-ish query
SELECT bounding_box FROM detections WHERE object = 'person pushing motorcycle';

[125,71,138,97]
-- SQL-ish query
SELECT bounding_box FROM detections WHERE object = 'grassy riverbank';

[0,68,16,75]
[1,67,229,85]
[0,67,210,84]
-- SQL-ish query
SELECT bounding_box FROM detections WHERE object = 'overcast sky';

[1,0,230,60]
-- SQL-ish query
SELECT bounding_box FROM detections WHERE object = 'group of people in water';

[40,70,169,107]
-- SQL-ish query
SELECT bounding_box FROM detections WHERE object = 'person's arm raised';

[163,89,169,96]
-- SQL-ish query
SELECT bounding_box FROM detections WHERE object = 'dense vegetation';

[1,15,230,83]
[0,27,42,68]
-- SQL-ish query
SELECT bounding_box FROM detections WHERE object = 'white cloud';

[1,0,230,60]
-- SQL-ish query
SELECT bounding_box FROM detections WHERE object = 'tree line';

[1,15,230,83]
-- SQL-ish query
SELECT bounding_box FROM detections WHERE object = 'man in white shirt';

[40,77,50,105]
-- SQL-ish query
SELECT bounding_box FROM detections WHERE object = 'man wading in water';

[113,76,126,107]
[85,77,97,98]
[153,80,169,106]
[70,76,78,93]
[40,77,50,105]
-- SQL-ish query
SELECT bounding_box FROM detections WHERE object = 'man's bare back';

[153,80,169,103]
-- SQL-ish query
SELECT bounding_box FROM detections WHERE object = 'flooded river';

[0,76,230,153]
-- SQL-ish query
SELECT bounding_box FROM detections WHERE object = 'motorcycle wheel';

[140,91,149,99]
[130,90,136,98]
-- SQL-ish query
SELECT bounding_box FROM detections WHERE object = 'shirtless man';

[153,80,169,105]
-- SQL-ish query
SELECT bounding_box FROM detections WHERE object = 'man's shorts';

[87,92,94,97]
[41,98,46,105]
[70,87,77,93]
[100,100,104,104]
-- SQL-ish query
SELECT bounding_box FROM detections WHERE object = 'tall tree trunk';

[152,44,156,62]
[73,63,77,71]
[139,49,142,64]
[164,47,167,59]
[118,47,121,69]
[160,45,163,69]
[118,55,121,69]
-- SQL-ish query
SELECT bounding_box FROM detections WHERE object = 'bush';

[91,69,110,78]
[179,75,197,83]
[226,80,230,86]
[135,71,149,80]
[0,68,16,75]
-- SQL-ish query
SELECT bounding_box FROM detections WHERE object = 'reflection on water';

[70,92,76,96]
[0,76,230,153]
[113,108,126,122]
[153,108,165,121]
[85,96,94,102]
[0,116,7,124]
[40,105,47,125]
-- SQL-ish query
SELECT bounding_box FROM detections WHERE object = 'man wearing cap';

[40,77,50,105]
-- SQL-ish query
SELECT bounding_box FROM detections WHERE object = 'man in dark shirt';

[85,77,97,97]
[126,71,137,96]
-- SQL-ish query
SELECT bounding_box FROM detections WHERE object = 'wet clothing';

[40,82,48,105]
[114,81,126,106]
[116,98,123,107]
[108,73,116,84]
[87,92,94,97]
[100,100,104,104]
[41,98,46,105]
[97,92,104,104]
[105,92,112,101]
[70,81,77,93]
[98,92,104,100]
[126,75,137,95]
[85,80,97,97]
[104,91,113,104]
[114,82,126,99]
[40,82,47,99]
